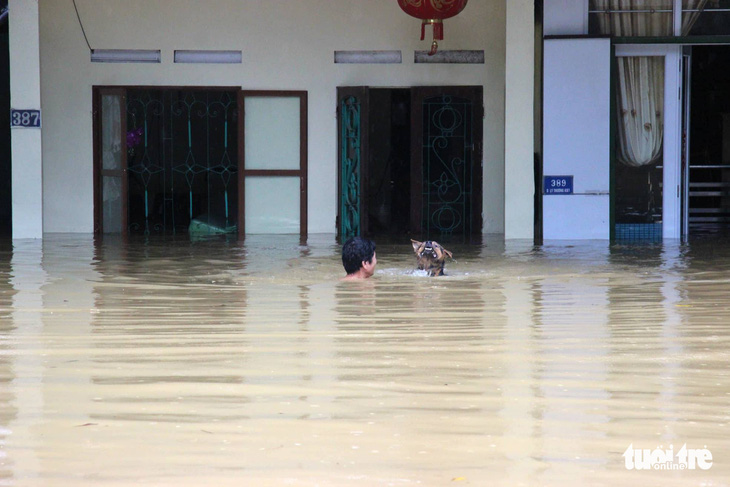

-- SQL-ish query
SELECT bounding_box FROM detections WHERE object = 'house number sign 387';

[10,109,42,128]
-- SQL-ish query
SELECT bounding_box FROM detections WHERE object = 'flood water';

[1,233,729,486]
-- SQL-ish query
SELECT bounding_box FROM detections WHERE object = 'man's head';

[342,237,377,278]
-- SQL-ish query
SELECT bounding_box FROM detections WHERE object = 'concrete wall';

[38,0,506,234]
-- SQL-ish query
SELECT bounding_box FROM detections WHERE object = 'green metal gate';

[411,87,483,239]
[125,89,239,235]
[420,94,474,236]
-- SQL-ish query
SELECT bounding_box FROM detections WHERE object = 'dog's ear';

[410,239,423,253]
[442,248,453,259]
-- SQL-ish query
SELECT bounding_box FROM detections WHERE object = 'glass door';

[94,88,127,234]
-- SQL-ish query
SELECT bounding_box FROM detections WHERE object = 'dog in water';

[411,239,453,276]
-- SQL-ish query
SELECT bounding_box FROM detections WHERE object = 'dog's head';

[411,239,453,276]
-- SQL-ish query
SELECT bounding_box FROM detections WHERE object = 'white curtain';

[101,95,122,172]
[101,95,122,206]
[591,0,710,36]
[592,0,674,37]
[681,0,709,35]
[591,0,709,166]
[592,1,670,166]
[100,94,124,233]
[616,57,665,167]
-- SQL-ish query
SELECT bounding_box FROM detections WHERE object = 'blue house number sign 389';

[544,175,573,195]
[10,109,42,128]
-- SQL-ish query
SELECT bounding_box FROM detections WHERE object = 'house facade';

[10,1,730,242]
[5,0,539,241]
[543,0,730,240]
[2,0,535,238]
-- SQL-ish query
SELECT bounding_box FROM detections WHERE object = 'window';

[240,91,308,236]
[588,0,722,36]
[682,0,730,36]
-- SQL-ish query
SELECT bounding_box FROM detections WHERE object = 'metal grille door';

[411,87,482,238]
[125,89,239,235]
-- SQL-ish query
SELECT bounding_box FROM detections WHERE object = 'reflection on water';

[0,234,729,486]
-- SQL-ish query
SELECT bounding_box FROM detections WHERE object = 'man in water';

[341,236,377,280]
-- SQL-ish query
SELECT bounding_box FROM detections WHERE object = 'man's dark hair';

[342,237,376,275]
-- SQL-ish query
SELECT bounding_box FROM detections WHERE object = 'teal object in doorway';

[340,95,361,238]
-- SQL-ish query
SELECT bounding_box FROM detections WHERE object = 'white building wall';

[37,0,506,235]
[543,38,611,240]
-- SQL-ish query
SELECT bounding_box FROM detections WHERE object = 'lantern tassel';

[429,40,439,56]
[422,19,444,56]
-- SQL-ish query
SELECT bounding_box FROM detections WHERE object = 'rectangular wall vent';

[174,50,242,64]
[335,50,402,64]
[91,49,161,63]
[414,50,485,64]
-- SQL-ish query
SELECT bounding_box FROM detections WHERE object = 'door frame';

[239,90,308,237]
[614,45,683,239]
[681,47,692,240]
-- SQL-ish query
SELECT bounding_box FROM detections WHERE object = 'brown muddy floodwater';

[0,234,729,487]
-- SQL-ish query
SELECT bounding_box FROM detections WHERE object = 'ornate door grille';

[337,87,369,239]
[125,89,238,235]
[420,94,475,237]
[340,95,361,238]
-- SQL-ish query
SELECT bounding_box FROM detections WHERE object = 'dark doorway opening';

[337,85,483,241]
[688,46,730,236]
[0,27,11,237]
[366,89,411,236]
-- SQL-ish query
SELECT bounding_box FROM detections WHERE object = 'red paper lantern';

[397,0,469,55]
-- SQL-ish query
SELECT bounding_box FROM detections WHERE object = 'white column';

[9,0,43,239]
[504,0,535,240]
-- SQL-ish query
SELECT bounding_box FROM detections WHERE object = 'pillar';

[9,0,43,239]
[504,0,535,240]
